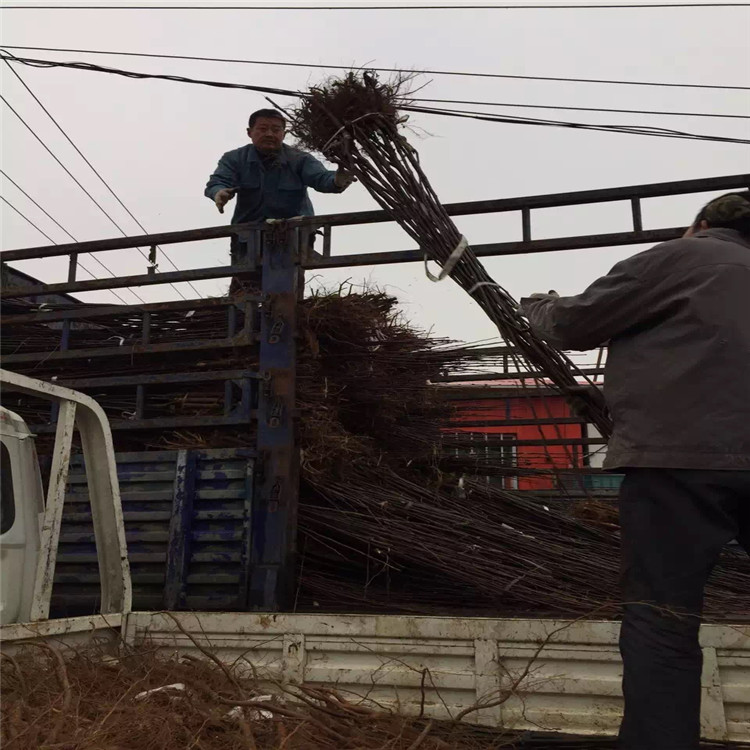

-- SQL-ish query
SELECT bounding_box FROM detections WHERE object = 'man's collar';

[696,226,750,250]
[248,143,288,164]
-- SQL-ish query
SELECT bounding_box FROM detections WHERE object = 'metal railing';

[2,173,747,299]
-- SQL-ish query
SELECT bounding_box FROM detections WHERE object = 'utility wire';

[3,60,203,299]
[3,4,748,9]
[0,93,192,301]
[1,169,142,304]
[401,103,750,145]
[2,195,57,245]
[3,44,748,92]
[1,170,79,242]
[411,97,750,120]
[0,194,131,304]
[0,93,167,300]
[1,53,745,146]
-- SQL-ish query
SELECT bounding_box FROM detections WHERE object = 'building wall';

[449,392,586,491]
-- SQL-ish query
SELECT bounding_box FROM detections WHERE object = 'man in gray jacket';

[520,191,750,750]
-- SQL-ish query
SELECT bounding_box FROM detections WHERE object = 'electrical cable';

[3,44,747,91]
[1,169,144,304]
[2,195,56,245]
[3,59,204,299]
[0,194,131,304]
[3,3,748,9]
[0,92,191,300]
[400,103,750,145]
[411,97,750,120]
[1,52,746,146]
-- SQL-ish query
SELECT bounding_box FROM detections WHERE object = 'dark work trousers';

[617,468,750,750]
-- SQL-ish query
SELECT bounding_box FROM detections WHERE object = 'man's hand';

[334,169,357,189]
[214,187,237,214]
[517,290,559,315]
[528,290,560,300]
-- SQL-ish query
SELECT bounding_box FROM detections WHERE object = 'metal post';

[163,449,197,610]
[251,223,299,610]
[136,311,150,420]
[224,306,237,415]
[51,252,80,424]
[631,198,643,232]
[521,208,532,243]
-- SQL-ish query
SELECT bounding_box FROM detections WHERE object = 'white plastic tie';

[424,235,468,282]
[467,281,503,295]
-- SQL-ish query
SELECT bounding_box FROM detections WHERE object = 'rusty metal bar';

[225,306,239,416]
[59,252,78,351]
[452,417,588,427]
[136,310,151,418]
[0,263,250,299]
[304,227,683,270]
[2,335,255,366]
[473,437,607,447]
[30,413,258,434]
[53,369,260,389]
[436,367,606,383]
[0,295,259,325]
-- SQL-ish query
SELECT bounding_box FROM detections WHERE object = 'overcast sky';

[1,0,748,346]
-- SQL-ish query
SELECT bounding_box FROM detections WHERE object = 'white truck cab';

[0,369,131,626]
[0,405,44,624]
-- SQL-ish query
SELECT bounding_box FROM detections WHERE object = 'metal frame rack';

[2,173,747,610]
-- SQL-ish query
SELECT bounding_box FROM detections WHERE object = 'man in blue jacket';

[205,108,354,266]
[204,109,355,289]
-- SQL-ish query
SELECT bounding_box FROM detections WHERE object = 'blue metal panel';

[184,450,256,610]
[251,224,301,610]
[50,228,301,616]
[53,448,257,615]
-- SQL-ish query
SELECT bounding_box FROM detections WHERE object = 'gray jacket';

[520,228,750,470]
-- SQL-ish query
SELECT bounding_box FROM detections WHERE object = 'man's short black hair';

[693,190,750,238]
[248,108,286,129]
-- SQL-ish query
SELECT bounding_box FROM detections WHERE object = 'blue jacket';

[205,143,342,224]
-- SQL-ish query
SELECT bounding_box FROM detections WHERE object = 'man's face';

[248,117,286,152]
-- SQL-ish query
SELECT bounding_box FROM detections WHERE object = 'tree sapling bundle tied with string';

[289,72,612,438]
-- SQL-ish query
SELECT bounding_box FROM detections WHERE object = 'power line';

[0,93,193,301]
[0,93,164,300]
[2,195,57,245]
[411,97,750,120]
[3,59,203,299]
[0,194,131,304]
[1,170,79,242]
[0,169,142,304]
[0,50,305,96]
[3,44,748,92]
[1,53,745,147]
[3,3,748,9]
